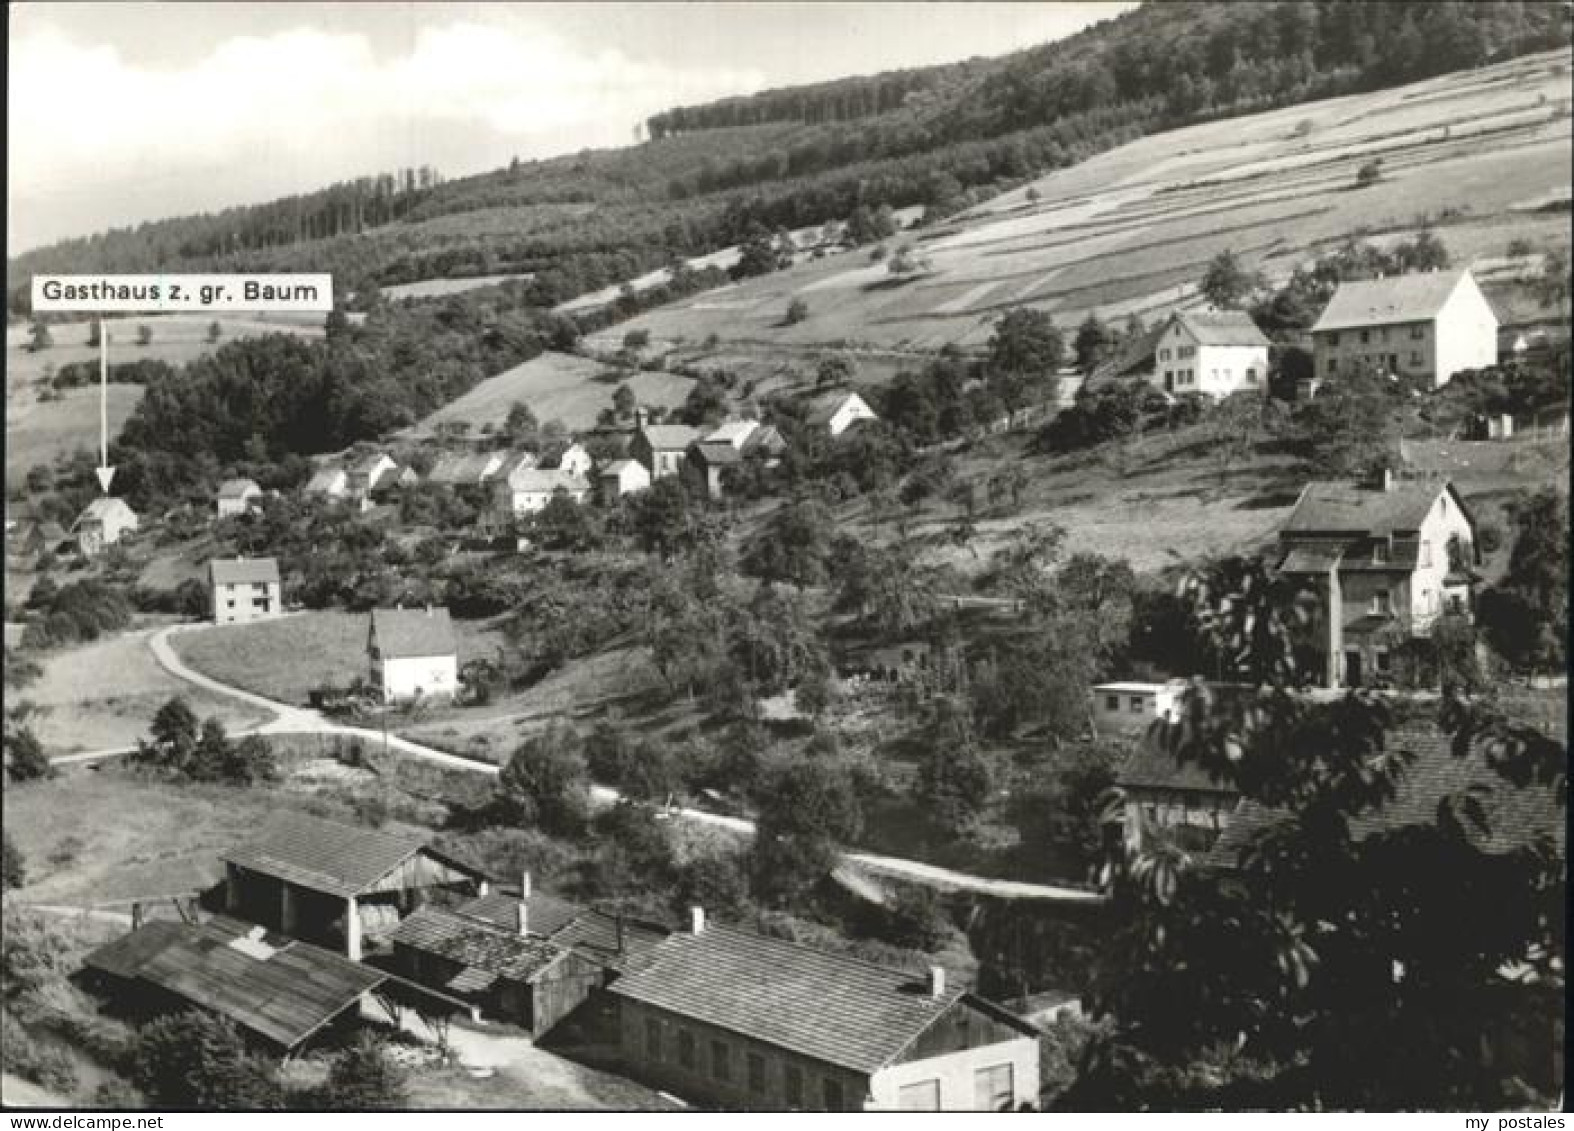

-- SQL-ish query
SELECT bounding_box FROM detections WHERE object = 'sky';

[8,2,1136,254]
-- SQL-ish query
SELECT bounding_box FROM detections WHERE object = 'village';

[4,4,1570,1115]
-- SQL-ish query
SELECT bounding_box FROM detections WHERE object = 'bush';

[2,832,27,891]
[1,1012,80,1095]
[130,1011,284,1109]
[1356,159,1382,187]
[783,297,810,325]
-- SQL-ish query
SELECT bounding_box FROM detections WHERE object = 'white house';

[806,389,878,437]
[553,443,594,477]
[1091,680,1188,738]
[496,468,591,518]
[303,468,349,499]
[597,458,651,500]
[1275,475,1478,688]
[72,497,138,558]
[631,422,701,480]
[1151,310,1271,398]
[368,606,458,704]
[209,556,282,624]
[215,478,263,518]
[1310,268,1498,388]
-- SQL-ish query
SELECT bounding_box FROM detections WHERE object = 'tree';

[742,498,834,587]
[135,696,201,772]
[914,697,992,834]
[1199,249,1264,309]
[496,724,591,835]
[317,1035,409,1110]
[1074,313,1116,373]
[27,321,51,352]
[1478,488,1567,673]
[815,355,855,391]
[131,1012,284,1109]
[1292,365,1403,477]
[989,309,1064,378]
[206,320,222,344]
[1,832,25,891]
[4,710,54,784]
[1208,390,1265,491]
[623,328,651,351]
[1356,158,1383,187]
[136,324,153,346]
[783,297,810,325]
[612,383,637,420]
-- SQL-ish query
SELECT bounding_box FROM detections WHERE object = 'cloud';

[8,21,764,248]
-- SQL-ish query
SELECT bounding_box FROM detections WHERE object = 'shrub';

[1355,159,1382,187]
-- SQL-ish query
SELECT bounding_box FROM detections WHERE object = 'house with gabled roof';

[1311,268,1497,388]
[1116,724,1242,856]
[631,418,702,480]
[1151,309,1270,398]
[598,458,652,501]
[222,811,488,962]
[208,556,281,624]
[687,439,744,499]
[368,606,459,703]
[1276,474,1478,688]
[215,478,263,518]
[428,450,511,488]
[495,467,592,520]
[609,909,1040,1111]
[806,389,878,437]
[303,467,349,500]
[71,497,138,557]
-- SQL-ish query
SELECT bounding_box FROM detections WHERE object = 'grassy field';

[409,350,694,435]
[21,626,269,755]
[170,609,507,706]
[4,312,325,486]
[587,48,1570,365]
[382,272,534,301]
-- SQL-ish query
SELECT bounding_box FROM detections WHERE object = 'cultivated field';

[21,626,269,755]
[408,350,694,435]
[382,272,534,301]
[585,49,1572,368]
[170,609,507,706]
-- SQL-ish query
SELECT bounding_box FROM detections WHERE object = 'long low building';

[609,910,1041,1111]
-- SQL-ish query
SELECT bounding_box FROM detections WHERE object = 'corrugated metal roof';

[369,606,455,660]
[83,916,386,1049]
[222,811,433,898]
[609,924,984,1074]
[387,905,565,983]
[209,556,280,585]
[1310,270,1470,333]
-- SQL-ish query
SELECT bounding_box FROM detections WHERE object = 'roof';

[1281,480,1460,537]
[1095,681,1186,696]
[1310,269,1471,333]
[222,811,456,899]
[598,459,645,477]
[1210,724,1566,866]
[463,889,585,938]
[1277,544,1345,574]
[369,606,456,660]
[1088,321,1166,382]
[209,557,280,585]
[806,390,869,426]
[386,905,566,984]
[1118,728,1242,796]
[609,924,1032,1075]
[304,468,346,491]
[741,424,787,455]
[82,916,387,1049]
[217,478,261,499]
[75,497,136,525]
[690,441,744,466]
[704,420,759,447]
[353,453,395,476]
[505,468,590,494]
[640,424,701,451]
[1173,310,1271,348]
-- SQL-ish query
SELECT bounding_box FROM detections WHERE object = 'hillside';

[9,2,1566,313]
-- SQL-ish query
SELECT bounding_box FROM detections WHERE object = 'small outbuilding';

[72,497,138,557]
[215,478,263,518]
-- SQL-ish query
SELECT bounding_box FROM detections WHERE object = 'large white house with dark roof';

[368,606,459,703]
[1310,268,1497,388]
[609,910,1040,1111]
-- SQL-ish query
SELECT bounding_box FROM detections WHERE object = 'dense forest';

[8,1,1567,313]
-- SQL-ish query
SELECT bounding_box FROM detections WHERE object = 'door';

[1344,649,1363,687]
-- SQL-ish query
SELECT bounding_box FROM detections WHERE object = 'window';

[711,1040,730,1083]
[1129,695,1145,713]
[1104,695,1119,711]
[1372,540,1390,564]
[1410,351,1423,365]
[974,1063,1015,1111]
[1370,590,1393,616]
[898,1080,941,1110]
[1410,324,1425,341]
[1158,348,1171,361]
[1327,358,1339,375]
[1246,367,1259,383]
[1178,345,1196,359]
[1328,332,1341,346]
[677,1028,696,1070]
[822,1077,846,1112]
[1377,327,1388,343]
[1375,649,1392,674]
[785,1064,804,1108]
[747,1053,765,1093]
[1359,329,1370,344]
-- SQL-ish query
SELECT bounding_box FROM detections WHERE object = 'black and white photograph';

[3,0,1570,1115]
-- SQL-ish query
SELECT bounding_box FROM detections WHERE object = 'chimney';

[689,906,706,935]
[516,898,529,938]
[928,966,946,999]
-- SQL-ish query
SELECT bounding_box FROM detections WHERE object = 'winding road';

[53,624,1104,904]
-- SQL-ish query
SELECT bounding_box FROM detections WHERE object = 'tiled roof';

[690,441,743,466]
[504,469,590,494]
[83,916,386,1049]
[462,890,584,938]
[1281,481,1454,536]
[386,905,566,983]
[1210,724,1566,867]
[806,390,870,426]
[1310,270,1471,333]
[640,424,701,451]
[370,606,456,659]
[741,424,787,455]
[217,478,260,499]
[1174,310,1271,348]
[609,924,1026,1074]
[209,556,280,585]
[1118,728,1243,796]
[704,421,759,447]
[222,811,439,898]
[1088,321,1166,382]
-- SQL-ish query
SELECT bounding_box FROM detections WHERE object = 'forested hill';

[10,1,1567,311]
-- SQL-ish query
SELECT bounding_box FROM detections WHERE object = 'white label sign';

[31,274,334,312]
